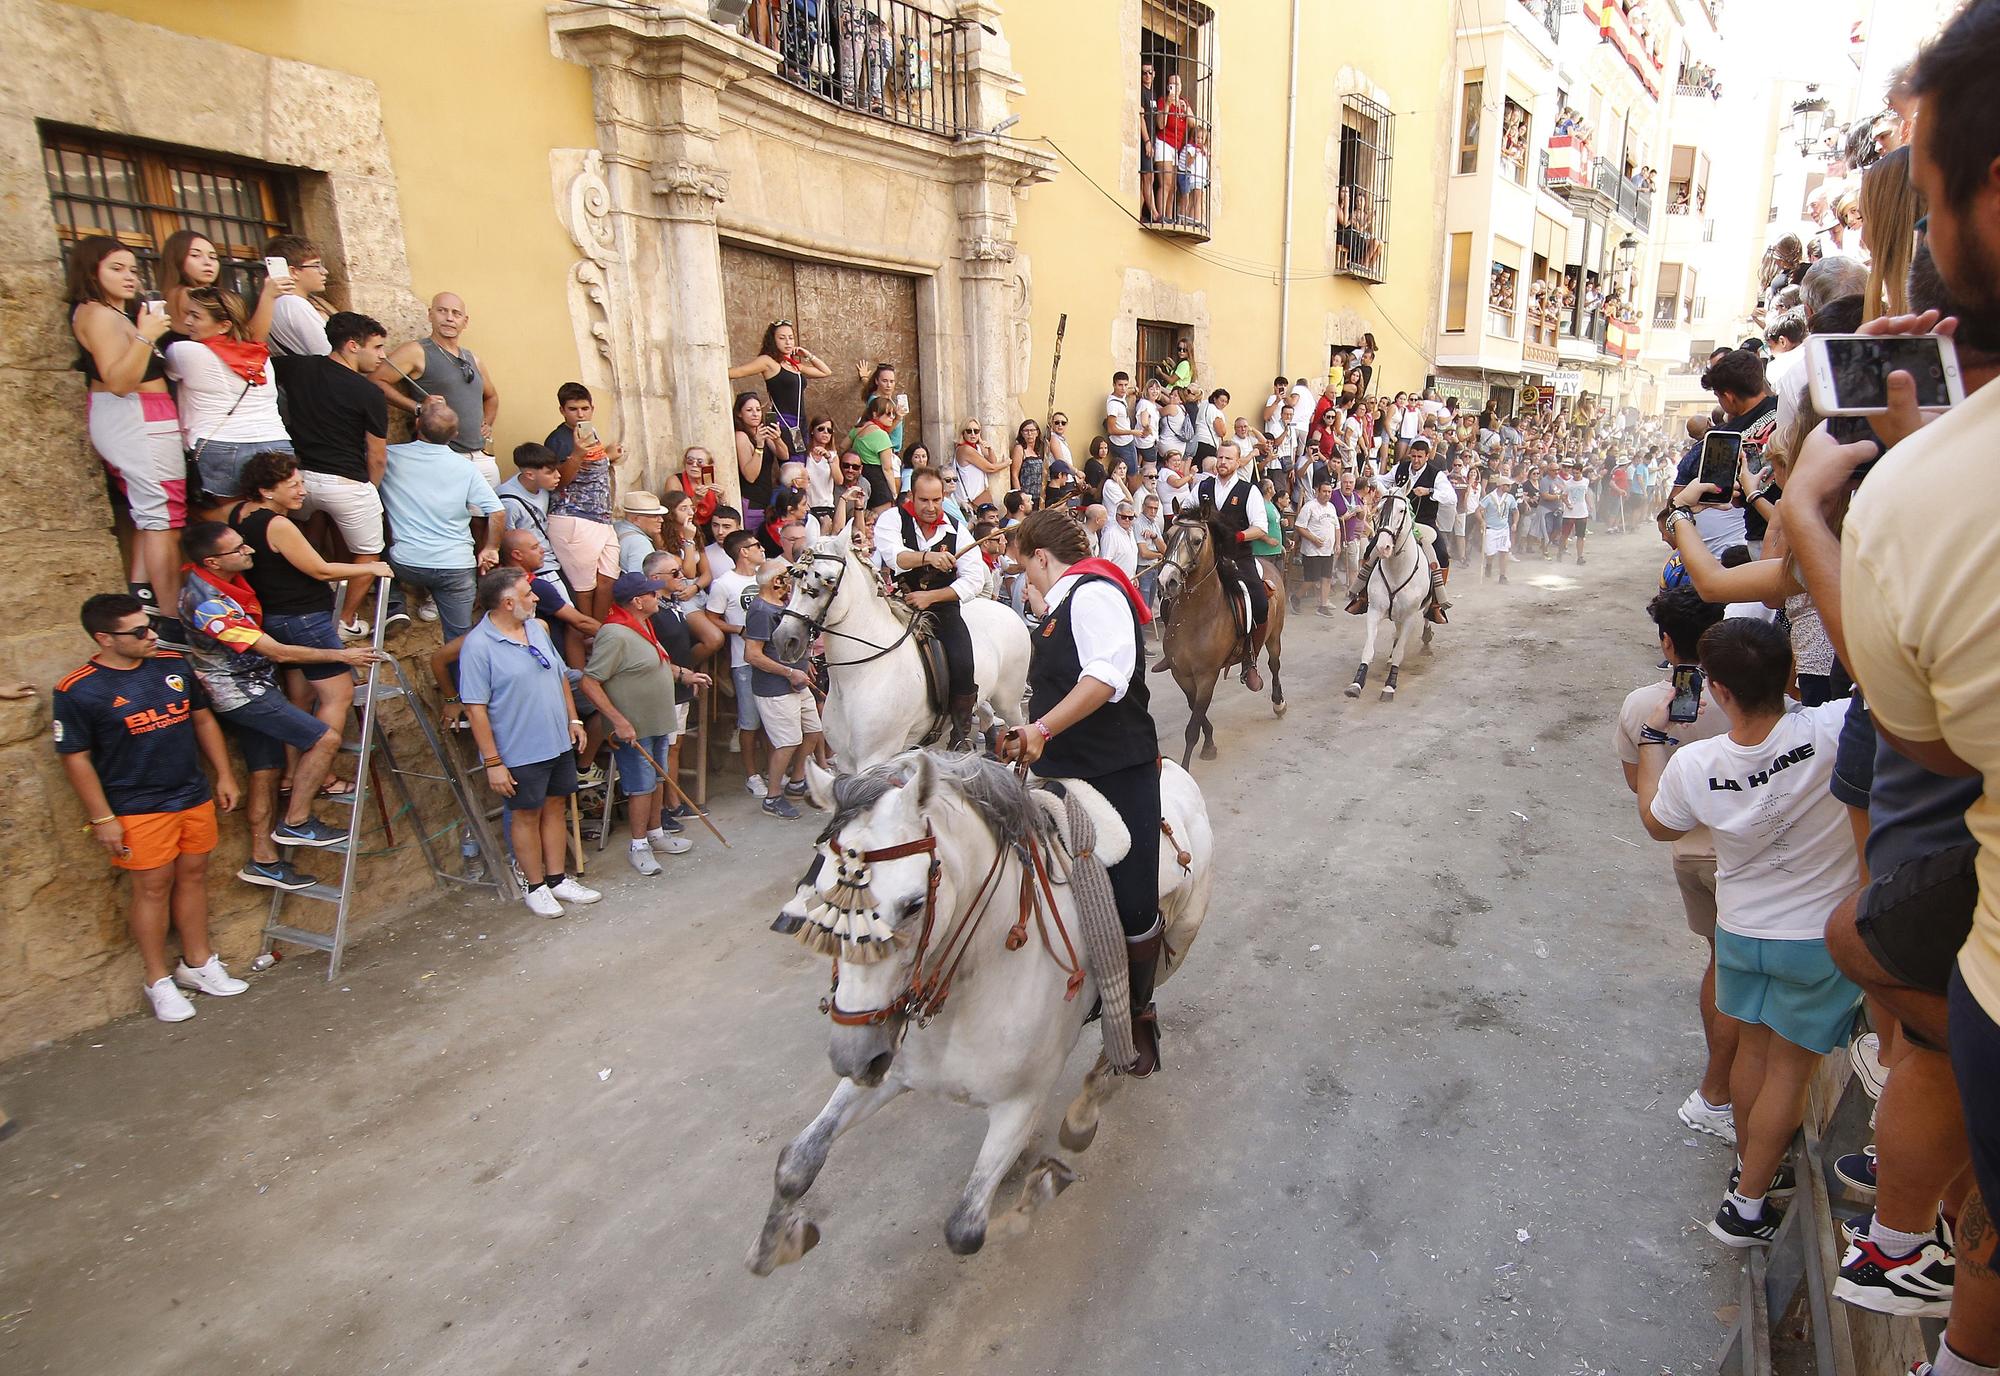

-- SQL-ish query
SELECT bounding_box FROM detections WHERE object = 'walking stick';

[1039,311,1066,509]
[623,736,733,849]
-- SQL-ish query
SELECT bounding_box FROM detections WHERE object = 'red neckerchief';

[182,561,263,624]
[1064,558,1154,625]
[914,511,944,539]
[203,337,270,386]
[604,603,669,664]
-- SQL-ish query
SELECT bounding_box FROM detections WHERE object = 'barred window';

[1336,95,1394,283]
[1140,0,1216,240]
[41,125,295,299]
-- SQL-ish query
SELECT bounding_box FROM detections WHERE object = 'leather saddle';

[885,596,951,728]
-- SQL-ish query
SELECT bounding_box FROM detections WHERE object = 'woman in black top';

[733,392,787,536]
[728,320,830,454]
[228,450,393,794]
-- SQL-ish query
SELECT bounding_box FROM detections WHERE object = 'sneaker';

[1911,1364,1936,1375]
[784,779,809,797]
[575,764,607,790]
[627,844,663,876]
[1843,1211,1874,1247]
[338,618,371,642]
[1708,1195,1781,1248]
[272,816,348,849]
[416,601,439,622]
[667,803,697,820]
[1835,1236,1955,1317]
[1678,1089,1737,1145]
[646,829,693,855]
[145,977,196,1023]
[746,773,766,797]
[652,812,684,835]
[524,884,565,918]
[1849,1032,1889,1101]
[384,609,412,634]
[1730,1162,1798,1201]
[237,858,318,891]
[1834,1146,1878,1197]
[550,877,602,905]
[762,797,802,820]
[173,955,247,997]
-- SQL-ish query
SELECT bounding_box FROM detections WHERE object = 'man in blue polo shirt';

[459,566,599,918]
[381,398,505,643]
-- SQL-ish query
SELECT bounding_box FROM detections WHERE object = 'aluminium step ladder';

[259,579,517,979]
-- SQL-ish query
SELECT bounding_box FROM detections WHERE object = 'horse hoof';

[1273,700,1287,717]
[1380,688,1396,702]
[1199,743,1218,761]
[1344,682,1361,699]
[747,1209,821,1276]
[1058,1114,1100,1153]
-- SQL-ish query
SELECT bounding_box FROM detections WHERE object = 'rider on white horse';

[871,469,986,750]
[1193,441,1273,692]
[1346,434,1451,624]
[999,509,1166,1077]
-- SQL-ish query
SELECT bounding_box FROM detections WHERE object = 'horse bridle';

[1158,515,1211,591]
[1371,492,1414,557]
[774,547,922,667]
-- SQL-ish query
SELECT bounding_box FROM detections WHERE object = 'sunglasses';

[516,640,552,670]
[109,624,159,640]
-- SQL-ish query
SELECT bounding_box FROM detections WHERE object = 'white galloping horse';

[747,750,1215,1273]
[1345,487,1433,702]
[766,532,1029,767]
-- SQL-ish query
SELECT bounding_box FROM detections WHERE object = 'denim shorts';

[1716,929,1863,1054]
[219,689,334,773]
[196,437,293,502]
[731,664,762,731]
[613,733,674,797]
[262,609,349,682]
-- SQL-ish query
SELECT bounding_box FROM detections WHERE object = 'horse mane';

[820,751,1048,855]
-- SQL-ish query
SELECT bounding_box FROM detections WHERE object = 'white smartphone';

[1805,333,1965,416]
[893,392,909,412]
[264,255,290,280]
[140,293,167,317]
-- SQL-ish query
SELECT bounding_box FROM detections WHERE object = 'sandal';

[319,778,357,799]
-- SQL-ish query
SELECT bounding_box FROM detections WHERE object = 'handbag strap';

[190,377,255,465]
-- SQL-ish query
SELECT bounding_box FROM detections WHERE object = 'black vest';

[1202,476,1254,564]
[1028,574,1156,779]
[896,510,962,592]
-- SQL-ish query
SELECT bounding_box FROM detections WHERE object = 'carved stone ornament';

[961,234,1017,264]
[555,149,622,384]
[653,159,731,217]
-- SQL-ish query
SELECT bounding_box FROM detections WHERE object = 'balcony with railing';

[1592,0,1666,101]
[1615,174,1654,232]
[1518,0,1562,43]
[745,0,970,139]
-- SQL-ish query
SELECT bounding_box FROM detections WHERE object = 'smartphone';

[893,393,909,413]
[139,292,167,318]
[1697,431,1743,500]
[264,255,290,280]
[573,420,600,450]
[1669,664,1703,724]
[1806,333,1965,416]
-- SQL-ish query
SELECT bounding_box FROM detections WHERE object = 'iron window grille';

[41,125,295,299]
[1140,0,1216,239]
[745,0,969,139]
[1336,94,1394,283]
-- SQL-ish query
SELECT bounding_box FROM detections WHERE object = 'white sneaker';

[524,884,565,918]
[1849,1032,1889,1101]
[416,601,440,622]
[746,773,766,797]
[628,843,663,876]
[550,877,602,905]
[646,829,693,855]
[145,977,196,1023]
[173,955,247,997]
[1678,1089,1737,1145]
[338,618,371,642]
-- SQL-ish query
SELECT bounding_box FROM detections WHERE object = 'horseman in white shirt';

[1194,441,1274,691]
[871,469,986,749]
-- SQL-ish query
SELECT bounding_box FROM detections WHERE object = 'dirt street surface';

[0,527,1739,1375]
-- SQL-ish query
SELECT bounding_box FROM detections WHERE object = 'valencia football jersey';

[52,652,213,815]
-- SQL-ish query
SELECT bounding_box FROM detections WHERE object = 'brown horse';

[1152,512,1287,767]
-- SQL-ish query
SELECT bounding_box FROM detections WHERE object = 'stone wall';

[0,0,440,1057]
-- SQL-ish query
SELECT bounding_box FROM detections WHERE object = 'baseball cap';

[610,571,666,601]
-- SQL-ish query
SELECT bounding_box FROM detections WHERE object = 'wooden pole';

[1038,311,1067,509]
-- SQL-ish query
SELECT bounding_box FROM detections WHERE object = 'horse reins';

[774,547,924,667]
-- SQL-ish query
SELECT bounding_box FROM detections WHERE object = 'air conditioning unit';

[710,0,753,25]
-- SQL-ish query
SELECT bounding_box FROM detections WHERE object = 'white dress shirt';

[1200,471,1269,533]
[1045,572,1137,701]
[1096,518,1139,577]
[871,506,985,603]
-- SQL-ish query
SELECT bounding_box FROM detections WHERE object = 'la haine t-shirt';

[705,569,757,669]
[1649,702,1858,940]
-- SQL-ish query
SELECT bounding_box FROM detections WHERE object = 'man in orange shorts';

[54,594,247,1023]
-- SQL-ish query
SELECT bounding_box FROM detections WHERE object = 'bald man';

[501,527,599,666]
[378,292,499,460]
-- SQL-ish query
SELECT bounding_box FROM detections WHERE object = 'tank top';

[72,306,167,386]
[766,362,806,425]
[229,504,332,616]
[738,434,777,514]
[414,338,487,453]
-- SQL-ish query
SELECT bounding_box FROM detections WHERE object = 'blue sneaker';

[272,816,347,848]
[761,797,801,820]
[1835,1146,1878,1197]
[654,811,684,835]
[237,858,318,891]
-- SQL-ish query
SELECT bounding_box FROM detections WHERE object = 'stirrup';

[1345,589,1369,615]
[1127,1005,1161,1078]
[1425,601,1449,625]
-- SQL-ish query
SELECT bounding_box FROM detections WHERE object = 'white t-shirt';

[268,294,331,358]
[705,568,757,669]
[1105,394,1133,443]
[1096,519,1139,577]
[804,451,837,509]
[1398,407,1422,440]
[1614,678,1729,860]
[1562,478,1591,519]
[1648,702,1859,939]
[703,541,734,584]
[1195,401,1226,449]
[163,341,288,444]
[1295,498,1340,557]
[957,449,993,506]
[1132,397,1161,452]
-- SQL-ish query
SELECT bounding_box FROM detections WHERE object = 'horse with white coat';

[1345,486,1434,702]
[747,750,1215,1273]
[766,531,1030,768]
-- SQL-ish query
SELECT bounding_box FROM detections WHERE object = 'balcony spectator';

[156,228,280,346]
[729,320,831,454]
[1137,59,1160,224]
[547,382,621,622]
[460,567,598,918]
[69,237,184,623]
[580,570,701,872]
[226,450,392,792]
[376,292,499,464]
[177,520,385,877]
[162,286,292,506]
[1176,124,1210,228]
[273,311,391,639]
[1154,70,1190,224]
[261,234,334,358]
[55,593,245,1023]
[380,398,505,644]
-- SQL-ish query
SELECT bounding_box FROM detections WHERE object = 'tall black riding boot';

[947,691,979,752]
[1126,920,1164,1077]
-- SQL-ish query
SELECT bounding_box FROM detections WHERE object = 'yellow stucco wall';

[1008,0,1452,426]
[65,0,599,453]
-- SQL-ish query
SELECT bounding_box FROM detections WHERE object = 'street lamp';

[1792,84,1834,156]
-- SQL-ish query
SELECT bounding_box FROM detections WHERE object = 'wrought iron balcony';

[746,0,970,139]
